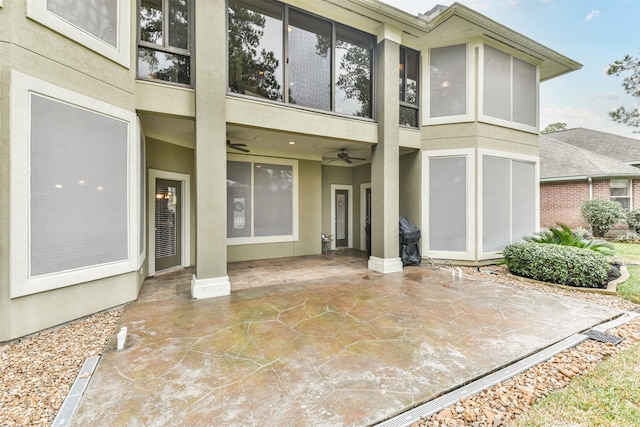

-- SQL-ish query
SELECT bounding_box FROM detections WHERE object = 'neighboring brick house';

[540,131,640,230]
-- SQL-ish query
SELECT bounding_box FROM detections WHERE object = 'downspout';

[588,177,593,200]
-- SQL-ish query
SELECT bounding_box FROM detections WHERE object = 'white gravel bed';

[0,309,122,426]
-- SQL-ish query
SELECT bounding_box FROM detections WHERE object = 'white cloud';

[585,10,600,21]
[541,106,607,129]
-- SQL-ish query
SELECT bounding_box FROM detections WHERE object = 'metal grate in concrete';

[583,329,624,345]
[50,356,100,427]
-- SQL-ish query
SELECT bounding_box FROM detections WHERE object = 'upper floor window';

[138,0,192,86]
[429,44,466,118]
[27,0,130,67]
[227,0,374,118]
[482,45,537,128]
[611,179,631,210]
[399,46,419,127]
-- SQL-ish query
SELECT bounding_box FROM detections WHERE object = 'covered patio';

[71,253,621,426]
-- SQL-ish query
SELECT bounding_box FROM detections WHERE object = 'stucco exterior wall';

[399,151,422,230]
[422,122,539,156]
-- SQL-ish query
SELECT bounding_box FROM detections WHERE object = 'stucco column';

[368,26,403,274]
[191,2,231,298]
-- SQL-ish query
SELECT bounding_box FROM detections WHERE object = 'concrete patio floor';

[71,251,621,426]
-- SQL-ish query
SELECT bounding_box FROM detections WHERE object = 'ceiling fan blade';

[350,157,366,161]
[344,157,353,164]
[323,158,339,164]
[232,143,248,147]
[230,145,250,153]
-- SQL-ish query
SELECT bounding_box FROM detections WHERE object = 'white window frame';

[423,43,475,126]
[478,43,539,133]
[10,70,139,298]
[226,154,299,245]
[138,117,147,268]
[422,148,476,261]
[611,179,632,210]
[477,149,539,259]
[27,0,131,67]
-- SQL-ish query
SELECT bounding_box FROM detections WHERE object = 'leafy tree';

[316,35,372,117]
[335,42,372,117]
[227,4,282,101]
[607,54,640,128]
[139,0,190,85]
[541,122,568,133]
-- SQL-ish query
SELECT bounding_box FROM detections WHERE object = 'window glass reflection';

[168,0,188,50]
[140,0,163,45]
[138,47,190,84]
[228,0,284,101]
[335,25,373,117]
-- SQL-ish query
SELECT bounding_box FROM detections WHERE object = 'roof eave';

[426,2,582,80]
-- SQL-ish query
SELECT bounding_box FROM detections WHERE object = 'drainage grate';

[583,329,624,345]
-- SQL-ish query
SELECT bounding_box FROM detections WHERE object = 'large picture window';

[138,0,192,85]
[227,156,298,244]
[482,45,538,129]
[30,94,129,276]
[27,0,130,66]
[429,44,466,118]
[428,156,467,252]
[481,154,537,254]
[10,71,139,297]
[227,0,374,118]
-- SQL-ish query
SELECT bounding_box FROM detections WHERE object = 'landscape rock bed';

[0,309,122,426]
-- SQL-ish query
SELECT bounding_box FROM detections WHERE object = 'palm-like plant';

[525,223,615,256]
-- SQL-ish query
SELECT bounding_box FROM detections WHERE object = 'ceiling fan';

[325,148,366,164]
[227,139,250,153]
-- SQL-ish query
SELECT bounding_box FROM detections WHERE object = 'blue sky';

[386,0,640,139]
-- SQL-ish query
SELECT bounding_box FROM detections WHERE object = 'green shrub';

[627,209,640,233]
[580,199,626,237]
[502,242,610,288]
[524,223,615,256]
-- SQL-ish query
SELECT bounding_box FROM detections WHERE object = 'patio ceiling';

[139,113,375,167]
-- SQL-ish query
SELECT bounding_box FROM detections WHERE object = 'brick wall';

[540,180,590,228]
[540,178,640,231]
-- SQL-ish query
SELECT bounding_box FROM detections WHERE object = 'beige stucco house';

[0,0,581,341]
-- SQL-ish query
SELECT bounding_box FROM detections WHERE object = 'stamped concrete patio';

[71,251,621,426]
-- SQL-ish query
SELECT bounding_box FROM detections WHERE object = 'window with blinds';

[29,93,129,277]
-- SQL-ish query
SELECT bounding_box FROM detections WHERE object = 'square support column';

[368,34,403,274]
[191,2,230,298]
